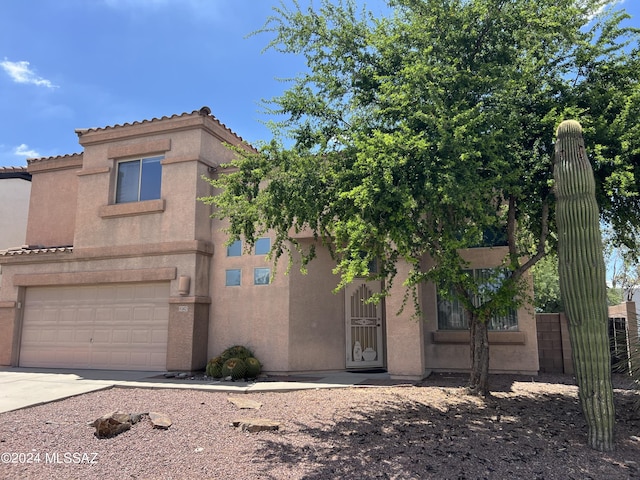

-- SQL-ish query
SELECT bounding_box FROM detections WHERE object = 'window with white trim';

[437,269,518,331]
[115,156,162,203]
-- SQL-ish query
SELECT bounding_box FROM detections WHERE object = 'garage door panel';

[20,283,169,371]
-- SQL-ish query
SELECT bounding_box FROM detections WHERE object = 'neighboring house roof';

[74,106,249,145]
[0,166,31,181]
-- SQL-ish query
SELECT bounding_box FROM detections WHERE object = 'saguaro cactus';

[554,120,615,451]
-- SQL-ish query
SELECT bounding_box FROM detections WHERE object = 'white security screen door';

[345,281,384,369]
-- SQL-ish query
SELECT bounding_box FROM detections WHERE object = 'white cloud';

[14,144,40,158]
[0,59,58,89]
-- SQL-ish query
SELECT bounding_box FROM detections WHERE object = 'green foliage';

[532,253,563,313]
[202,0,640,393]
[554,119,615,452]
[221,358,248,380]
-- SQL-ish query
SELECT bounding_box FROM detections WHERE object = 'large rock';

[91,411,135,438]
[149,411,172,429]
[232,418,281,433]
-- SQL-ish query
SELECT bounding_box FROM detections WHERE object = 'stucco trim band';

[432,331,526,345]
[0,301,16,309]
[13,267,177,287]
[168,296,212,304]
[108,138,171,159]
[77,166,111,177]
[99,199,165,218]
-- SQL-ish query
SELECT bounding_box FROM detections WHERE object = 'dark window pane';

[116,160,140,203]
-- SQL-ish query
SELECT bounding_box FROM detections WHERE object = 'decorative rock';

[227,397,262,410]
[91,411,133,438]
[164,372,177,378]
[232,418,281,433]
[149,412,172,429]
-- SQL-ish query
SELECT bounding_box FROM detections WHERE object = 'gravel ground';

[0,373,639,480]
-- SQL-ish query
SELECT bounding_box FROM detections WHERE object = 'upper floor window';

[255,238,270,255]
[227,240,242,257]
[115,156,163,203]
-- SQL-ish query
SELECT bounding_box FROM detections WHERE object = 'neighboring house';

[0,167,32,292]
[0,108,539,377]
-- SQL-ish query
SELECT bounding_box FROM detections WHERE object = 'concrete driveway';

[0,368,159,413]
[0,367,397,414]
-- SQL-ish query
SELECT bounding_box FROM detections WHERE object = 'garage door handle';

[90,338,93,343]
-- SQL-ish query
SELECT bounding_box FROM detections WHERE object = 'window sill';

[99,199,165,218]
[432,330,525,345]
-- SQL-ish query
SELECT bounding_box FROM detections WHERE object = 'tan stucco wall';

[385,259,427,380]
[26,156,81,248]
[288,241,345,372]
[207,228,291,372]
[422,247,540,374]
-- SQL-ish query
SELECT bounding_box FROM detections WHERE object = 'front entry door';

[345,281,384,369]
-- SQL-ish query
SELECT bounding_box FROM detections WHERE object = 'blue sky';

[0,0,638,167]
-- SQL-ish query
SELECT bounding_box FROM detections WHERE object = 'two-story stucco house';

[0,108,539,378]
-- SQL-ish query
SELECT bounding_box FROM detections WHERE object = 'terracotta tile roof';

[26,152,82,166]
[0,246,73,256]
[74,106,248,143]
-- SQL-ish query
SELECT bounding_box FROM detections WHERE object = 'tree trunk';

[468,312,490,396]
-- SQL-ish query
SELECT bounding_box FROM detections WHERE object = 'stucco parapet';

[168,296,212,304]
[13,267,177,287]
[76,107,254,151]
[27,153,83,173]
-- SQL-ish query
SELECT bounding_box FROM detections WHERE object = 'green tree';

[204,0,640,396]
[532,253,563,313]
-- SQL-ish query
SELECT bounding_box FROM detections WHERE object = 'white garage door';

[20,283,169,371]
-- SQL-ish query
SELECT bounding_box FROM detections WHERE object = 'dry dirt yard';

[0,373,638,479]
